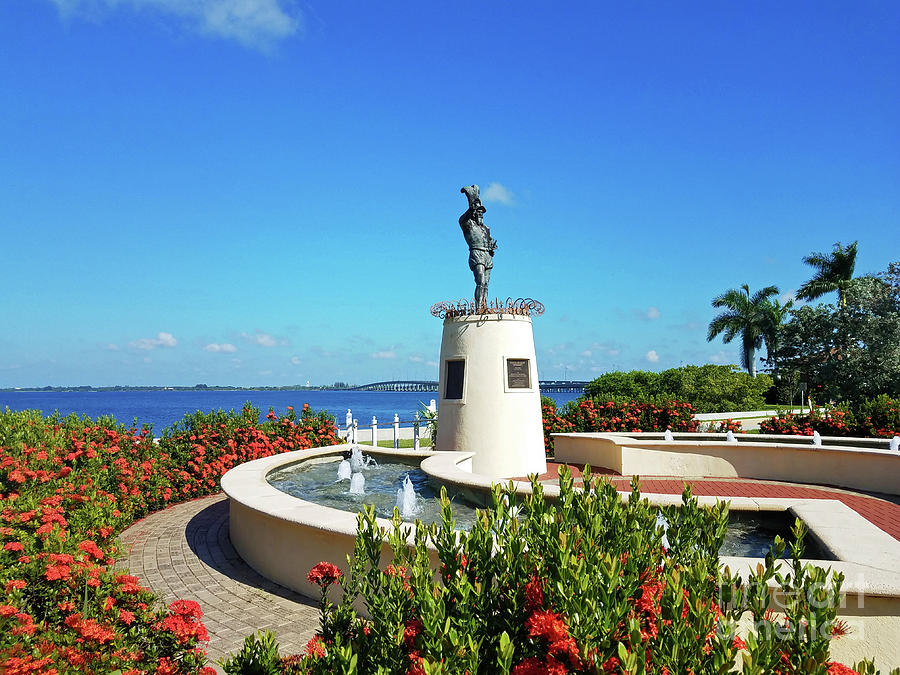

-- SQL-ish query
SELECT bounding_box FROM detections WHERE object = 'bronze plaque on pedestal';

[506,358,531,389]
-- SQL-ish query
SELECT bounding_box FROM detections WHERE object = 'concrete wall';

[553,433,900,496]
[436,313,546,478]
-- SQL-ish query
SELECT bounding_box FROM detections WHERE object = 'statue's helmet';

[460,184,483,212]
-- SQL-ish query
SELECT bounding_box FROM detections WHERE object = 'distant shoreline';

[0,386,360,393]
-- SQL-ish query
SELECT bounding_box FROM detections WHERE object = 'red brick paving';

[518,462,900,541]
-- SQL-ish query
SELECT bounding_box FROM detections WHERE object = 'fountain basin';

[221,442,900,665]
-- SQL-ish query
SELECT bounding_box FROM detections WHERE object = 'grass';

[376,438,433,449]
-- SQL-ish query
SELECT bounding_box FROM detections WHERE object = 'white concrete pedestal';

[436,313,547,478]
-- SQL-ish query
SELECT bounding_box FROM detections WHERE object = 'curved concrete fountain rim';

[221,443,900,597]
[221,445,444,539]
[555,431,898,457]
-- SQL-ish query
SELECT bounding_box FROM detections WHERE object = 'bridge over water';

[345,380,588,393]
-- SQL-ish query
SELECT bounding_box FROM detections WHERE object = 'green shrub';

[584,370,669,401]
[283,470,889,674]
[585,365,773,414]
[220,630,282,675]
[856,395,900,438]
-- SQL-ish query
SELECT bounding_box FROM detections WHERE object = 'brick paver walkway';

[118,495,319,667]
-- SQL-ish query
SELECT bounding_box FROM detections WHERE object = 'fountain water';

[813,431,822,446]
[349,472,366,495]
[726,430,737,443]
[350,445,377,472]
[656,511,670,550]
[396,474,419,518]
[664,429,674,442]
[337,460,352,481]
[891,436,900,453]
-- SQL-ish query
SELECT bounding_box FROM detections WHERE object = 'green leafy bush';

[585,365,773,414]
[856,395,900,438]
[220,630,282,675]
[282,470,889,674]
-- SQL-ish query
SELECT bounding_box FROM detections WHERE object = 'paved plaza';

[118,495,320,666]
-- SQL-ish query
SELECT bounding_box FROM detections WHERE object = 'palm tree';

[707,284,780,377]
[760,297,793,379]
[796,241,858,307]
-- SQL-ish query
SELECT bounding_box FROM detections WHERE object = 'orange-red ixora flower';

[307,561,342,587]
[305,635,326,658]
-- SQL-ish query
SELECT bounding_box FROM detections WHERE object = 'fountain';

[396,474,419,519]
[813,430,822,446]
[337,459,352,481]
[726,430,737,443]
[350,445,377,471]
[349,472,366,495]
[891,436,900,452]
[664,429,674,441]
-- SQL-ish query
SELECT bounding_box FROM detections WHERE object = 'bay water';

[0,389,582,433]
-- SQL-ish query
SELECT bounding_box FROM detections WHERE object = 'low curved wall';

[552,432,900,496]
[221,444,438,600]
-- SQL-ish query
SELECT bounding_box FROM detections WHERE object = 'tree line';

[707,242,900,404]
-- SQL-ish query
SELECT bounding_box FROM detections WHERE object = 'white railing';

[340,399,437,450]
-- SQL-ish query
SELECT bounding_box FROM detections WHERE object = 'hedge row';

[584,366,773,414]
[542,398,699,455]
[760,396,900,438]
[0,404,337,673]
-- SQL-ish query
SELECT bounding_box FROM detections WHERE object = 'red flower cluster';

[307,561,343,587]
[1,404,338,673]
[155,599,209,645]
[542,399,699,455]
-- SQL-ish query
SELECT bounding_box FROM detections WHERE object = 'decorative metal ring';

[430,297,544,318]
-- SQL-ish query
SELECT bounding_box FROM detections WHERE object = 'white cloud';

[241,330,285,347]
[425,360,438,368]
[48,0,301,50]
[580,350,592,358]
[481,182,516,206]
[645,350,660,363]
[130,332,177,350]
[101,343,119,351]
[370,350,397,360]
[779,290,797,304]
[409,355,425,363]
[290,356,301,365]
[634,307,661,320]
[157,332,177,347]
[204,343,237,353]
[709,350,730,364]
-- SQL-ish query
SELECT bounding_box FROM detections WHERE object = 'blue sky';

[1,0,898,387]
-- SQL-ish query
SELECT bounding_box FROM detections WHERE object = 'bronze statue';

[459,184,498,309]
